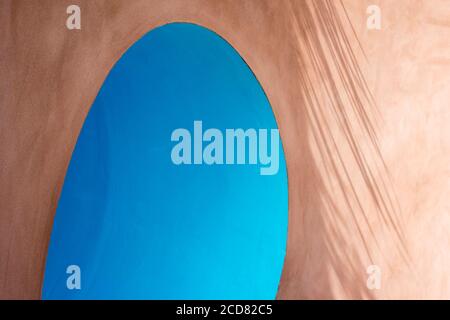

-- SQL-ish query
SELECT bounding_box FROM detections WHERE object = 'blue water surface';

[43,23,288,299]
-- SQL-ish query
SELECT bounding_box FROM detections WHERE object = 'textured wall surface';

[0,0,449,299]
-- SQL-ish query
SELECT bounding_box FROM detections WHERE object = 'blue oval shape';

[43,23,288,299]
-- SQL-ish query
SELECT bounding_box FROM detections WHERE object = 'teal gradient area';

[43,23,288,299]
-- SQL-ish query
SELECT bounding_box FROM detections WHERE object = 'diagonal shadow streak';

[278,0,411,299]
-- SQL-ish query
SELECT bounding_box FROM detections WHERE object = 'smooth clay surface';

[0,0,449,299]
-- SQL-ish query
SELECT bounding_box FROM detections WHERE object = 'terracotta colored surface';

[0,0,449,299]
